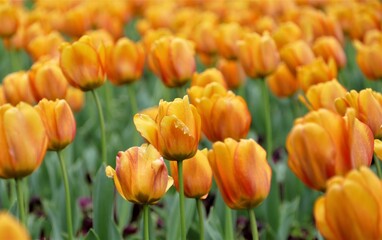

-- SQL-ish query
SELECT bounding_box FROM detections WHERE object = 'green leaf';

[277,198,300,240]
[84,229,100,240]
[205,207,223,240]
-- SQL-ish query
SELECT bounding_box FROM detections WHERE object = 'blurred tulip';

[348,5,380,40]
[0,102,48,179]
[0,3,18,38]
[335,88,382,138]
[0,211,30,240]
[280,40,315,74]
[0,85,7,105]
[26,31,64,61]
[214,22,244,60]
[134,96,201,161]
[59,35,106,91]
[297,58,337,92]
[271,21,302,49]
[354,40,382,80]
[313,36,347,69]
[28,58,68,101]
[217,58,246,89]
[364,29,382,45]
[3,71,35,106]
[266,63,299,98]
[65,87,85,113]
[253,16,276,35]
[106,144,173,204]
[35,99,76,151]
[149,36,195,88]
[287,109,373,190]
[375,139,382,161]
[300,80,347,112]
[106,38,145,85]
[314,166,382,240]
[208,138,272,209]
[60,5,92,38]
[191,68,227,88]
[170,149,212,199]
[191,20,218,56]
[141,28,172,54]
[237,32,280,78]
[85,29,114,49]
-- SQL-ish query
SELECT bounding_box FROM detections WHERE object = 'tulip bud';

[214,22,244,60]
[217,58,246,89]
[313,36,346,69]
[0,211,30,240]
[354,40,382,80]
[280,40,315,74]
[3,71,36,106]
[266,63,299,98]
[26,31,64,61]
[65,87,85,113]
[272,22,302,49]
[191,68,227,88]
[0,4,19,38]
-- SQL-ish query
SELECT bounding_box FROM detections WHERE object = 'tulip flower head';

[266,63,299,98]
[0,4,19,38]
[191,68,227,88]
[217,58,246,89]
[3,71,36,106]
[0,211,30,240]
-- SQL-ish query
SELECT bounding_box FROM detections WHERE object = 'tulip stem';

[248,208,259,240]
[57,150,74,240]
[91,89,107,165]
[196,199,205,240]
[375,155,382,179]
[143,204,149,240]
[127,83,139,145]
[177,160,186,240]
[225,205,234,240]
[15,178,26,226]
[261,78,272,161]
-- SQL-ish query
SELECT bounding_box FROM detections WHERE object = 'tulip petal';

[134,113,159,147]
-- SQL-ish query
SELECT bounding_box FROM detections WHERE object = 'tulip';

[148,36,196,88]
[191,68,227,88]
[134,96,201,161]
[313,36,347,69]
[0,4,19,38]
[271,21,302,49]
[106,144,173,204]
[85,29,114,49]
[59,35,106,91]
[237,32,280,78]
[65,87,85,113]
[335,88,382,138]
[105,37,145,85]
[60,5,92,38]
[314,167,382,240]
[217,58,246,89]
[208,138,272,209]
[214,22,244,60]
[300,80,347,112]
[280,40,315,74]
[364,29,382,45]
[0,102,48,179]
[170,149,212,199]
[266,63,299,98]
[0,86,7,105]
[253,16,276,35]
[0,211,30,240]
[375,139,382,161]
[2,71,35,106]
[26,31,64,61]
[287,109,373,190]
[35,99,76,151]
[354,40,382,80]
[191,20,218,56]
[348,5,380,40]
[141,28,172,55]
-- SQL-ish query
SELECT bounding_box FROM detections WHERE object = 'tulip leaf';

[84,228,100,240]
[277,198,300,240]
[205,206,223,240]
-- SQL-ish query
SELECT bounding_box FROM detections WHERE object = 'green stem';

[225,205,234,240]
[9,49,21,71]
[127,83,139,146]
[177,160,186,240]
[261,78,272,161]
[15,178,26,226]
[91,89,107,165]
[143,204,150,240]
[57,150,73,240]
[196,199,205,240]
[248,208,259,240]
[177,87,184,98]
[375,155,382,179]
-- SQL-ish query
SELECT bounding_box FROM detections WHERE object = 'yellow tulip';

[64,87,85,113]
[313,36,347,69]
[2,71,36,106]
[217,58,246,89]
[280,40,315,74]
[271,21,302,49]
[266,63,299,98]
[0,3,19,38]
[191,68,227,88]
[0,211,30,240]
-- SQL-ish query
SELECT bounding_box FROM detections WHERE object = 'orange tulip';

[313,36,347,69]
[364,29,382,45]
[0,85,7,105]
[0,211,30,240]
[314,167,382,240]
[0,4,19,38]
[271,21,302,49]
[59,35,106,91]
[299,80,347,112]
[26,31,64,61]
[148,36,195,88]
[106,144,173,205]
[375,139,382,161]
[35,99,76,151]
[191,68,227,88]
[287,109,373,191]
[354,40,382,80]
[237,32,280,78]
[105,37,145,85]
[60,5,92,38]
[2,71,35,106]
[335,88,382,138]
[28,58,68,101]
[348,5,380,40]
[214,22,244,60]
[170,149,212,199]
[217,58,246,89]
[191,20,218,56]
[280,40,315,74]
[208,138,272,209]
[266,63,299,98]
[0,102,48,179]
[141,28,172,54]
[65,87,85,113]
[134,96,201,161]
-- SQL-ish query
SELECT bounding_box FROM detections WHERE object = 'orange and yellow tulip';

[26,31,64,61]
[214,22,244,60]
[60,5,92,38]
[134,96,201,161]
[287,109,373,191]
[208,138,272,209]
[0,211,30,240]
[354,40,382,80]
[266,63,299,98]
[191,20,218,56]
[313,36,347,69]
[2,71,35,106]
[375,139,382,161]
[65,87,85,113]
[280,40,315,74]
[314,166,382,240]
[271,21,302,50]
[191,68,227,88]
[217,58,246,89]
[170,149,212,199]
[35,99,76,151]
[0,3,19,38]
[106,144,173,205]
[0,102,48,179]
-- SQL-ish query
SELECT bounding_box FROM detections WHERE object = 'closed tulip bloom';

[280,40,315,74]
[28,58,68,101]
[364,29,382,45]
[3,71,36,106]
[149,36,195,88]
[0,86,7,105]
[348,6,380,40]
[217,58,246,89]
[375,139,382,160]
[266,63,299,98]
[60,5,92,38]
[141,28,172,55]
[106,144,173,205]
[191,68,227,88]
[191,20,218,55]
[59,35,106,91]
[208,138,271,209]
[214,22,244,60]
[354,41,382,80]
[335,88,382,138]
[0,4,19,38]
[237,32,280,78]
[65,87,85,113]
[0,212,30,240]
[300,80,347,112]
[297,58,337,92]
[313,36,347,69]
[26,31,64,61]
[0,102,48,179]
[272,22,302,49]
[35,99,76,151]
[314,167,382,240]
[287,109,373,191]
[134,96,201,161]
[187,82,228,106]
[170,149,212,199]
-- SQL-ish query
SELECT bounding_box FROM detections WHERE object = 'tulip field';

[1,0,382,239]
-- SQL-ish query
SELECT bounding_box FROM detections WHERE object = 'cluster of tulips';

[0,0,382,239]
